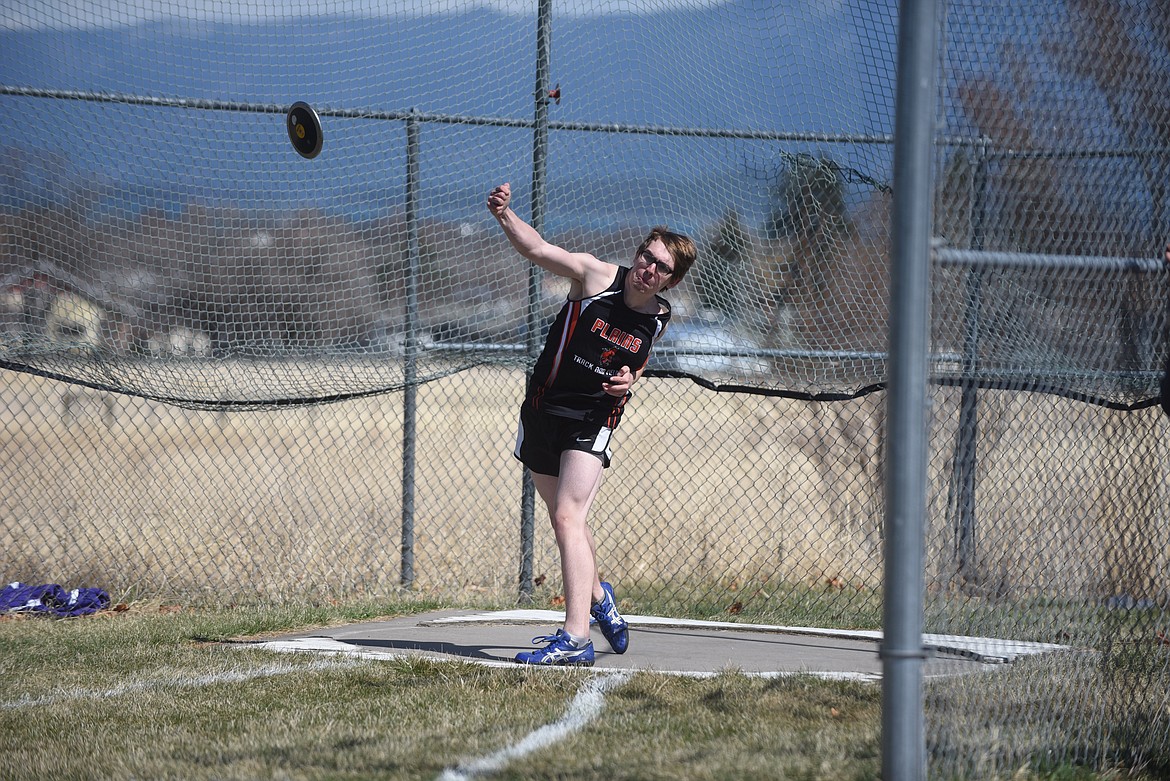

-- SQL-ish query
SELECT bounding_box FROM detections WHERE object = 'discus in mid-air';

[286,101,322,159]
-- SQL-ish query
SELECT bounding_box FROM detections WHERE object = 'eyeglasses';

[637,249,675,277]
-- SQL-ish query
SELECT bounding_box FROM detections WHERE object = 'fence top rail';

[12,87,1170,158]
[939,133,1170,160]
[0,85,892,144]
[934,247,1166,273]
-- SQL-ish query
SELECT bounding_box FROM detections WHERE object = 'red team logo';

[591,318,643,353]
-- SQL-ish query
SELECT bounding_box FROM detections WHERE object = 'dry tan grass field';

[2,366,1168,608]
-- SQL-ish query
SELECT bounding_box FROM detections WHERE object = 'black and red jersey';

[525,265,671,427]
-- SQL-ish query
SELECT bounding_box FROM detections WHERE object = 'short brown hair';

[638,226,697,282]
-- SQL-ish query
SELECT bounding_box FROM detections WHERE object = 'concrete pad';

[249,609,1069,681]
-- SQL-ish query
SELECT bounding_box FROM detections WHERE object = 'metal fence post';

[401,109,421,588]
[518,0,553,603]
[951,139,988,582]
[882,0,938,778]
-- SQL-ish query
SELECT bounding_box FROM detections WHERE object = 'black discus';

[286,101,323,159]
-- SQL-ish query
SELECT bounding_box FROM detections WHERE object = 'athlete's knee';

[549,509,588,537]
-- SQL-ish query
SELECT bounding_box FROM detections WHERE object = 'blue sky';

[0,0,896,235]
[1,0,853,30]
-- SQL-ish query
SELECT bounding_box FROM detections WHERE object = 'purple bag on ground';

[0,582,109,616]
[59,586,111,616]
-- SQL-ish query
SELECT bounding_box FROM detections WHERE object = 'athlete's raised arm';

[487,182,614,295]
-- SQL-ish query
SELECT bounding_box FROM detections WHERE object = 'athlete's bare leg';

[531,451,605,639]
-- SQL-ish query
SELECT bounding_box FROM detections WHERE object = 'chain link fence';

[4,0,1170,776]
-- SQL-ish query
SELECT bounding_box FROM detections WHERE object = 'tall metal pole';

[952,141,988,581]
[401,109,421,589]
[882,0,938,779]
[519,0,553,603]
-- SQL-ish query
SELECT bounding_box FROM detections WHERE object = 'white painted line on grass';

[652,668,881,683]
[436,671,632,781]
[0,656,363,709]
[423,609,1069,663]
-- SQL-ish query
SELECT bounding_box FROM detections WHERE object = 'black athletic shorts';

[514,404,614,477]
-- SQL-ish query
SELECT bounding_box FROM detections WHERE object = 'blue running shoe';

[590,581,629,654]
[515,629,595,667]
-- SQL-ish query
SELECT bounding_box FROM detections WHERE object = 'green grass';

[0,600,1162,780]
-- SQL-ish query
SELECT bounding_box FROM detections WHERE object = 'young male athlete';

[487,182,697,666]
